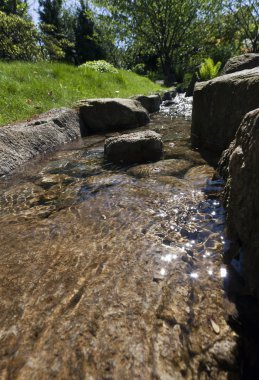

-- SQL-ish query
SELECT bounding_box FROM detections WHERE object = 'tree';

[39,0,62,26]
[186,6,242,71]
[93,0,223,84]
[74,0,106,64]
[0,0,28,17]
[0,10,40,60]
[38,0,75,61]
[224,0,259,53]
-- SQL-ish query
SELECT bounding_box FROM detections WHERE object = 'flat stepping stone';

[104,130,163,164]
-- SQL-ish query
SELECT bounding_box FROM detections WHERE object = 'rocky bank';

[192,53,259,302]
[219,109,259,296]
[0,98,151,177]
[191,67,259,154]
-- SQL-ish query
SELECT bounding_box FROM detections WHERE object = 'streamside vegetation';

[0,0,259,123]
[0,60,161,126]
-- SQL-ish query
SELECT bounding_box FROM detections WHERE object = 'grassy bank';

[0,61,162,126]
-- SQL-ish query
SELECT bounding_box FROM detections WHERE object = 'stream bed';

[0,103,240,379]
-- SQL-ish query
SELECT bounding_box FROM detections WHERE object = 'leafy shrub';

[0,11,40,61]
[198,58,221,81]
[132,63,146,75]
[79,60,118,74]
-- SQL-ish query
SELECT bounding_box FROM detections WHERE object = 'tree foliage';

[38,0,107,63]
[0,10,40,60]
[74,0,106,64]
[39,0,75,61]
[1,0,258,83]
[0,0,28,17]
[93,0,223,83]
[224,0,259,53]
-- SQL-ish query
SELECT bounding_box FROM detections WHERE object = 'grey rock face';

[191,67,259,153]
[134,94,161,113]
[162,91,172,101]
[104,130,163,164]
[219,108,259,296]
[0,108,83,177]
[78,98,150,133]
[221,53,259,75]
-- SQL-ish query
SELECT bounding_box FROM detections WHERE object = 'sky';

[27,0,80,24]
[28,0,40,23]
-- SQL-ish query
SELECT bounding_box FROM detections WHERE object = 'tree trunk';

[12,0,17,14]
[162,56,175,86]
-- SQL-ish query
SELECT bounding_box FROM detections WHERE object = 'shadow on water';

[224,258,259,379]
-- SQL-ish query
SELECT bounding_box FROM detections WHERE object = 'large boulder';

[134,95,161,113]
[78,98,150,133]
[218,108,259,297]
[191,67,259,154]
[0,108,83,177]
[221,53,259,75]
[104,130,163,164]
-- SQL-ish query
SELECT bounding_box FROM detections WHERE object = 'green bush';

[198,58,221,81]
[0,11,40,61]
[79,60,118,73]
[132,63,146,75]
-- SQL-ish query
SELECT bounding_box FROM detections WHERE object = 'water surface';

[0,109,238,379]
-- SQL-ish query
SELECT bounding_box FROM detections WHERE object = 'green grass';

[0,61,163,126]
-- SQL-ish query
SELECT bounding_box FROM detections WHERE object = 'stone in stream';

[184,165,215,186]
[154,175,193,191]
[35,174,74,190]
[221,53,259,75]
[133,94,162,113]
[78,98,150,133]
[162,91,172,101]
[191,67,259,154]
[127,158,192,178]
[104,130,163,164]
[219,108,259,298]
[164,141,206,165]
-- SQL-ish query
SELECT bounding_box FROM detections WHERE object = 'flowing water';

[0,101,240,379]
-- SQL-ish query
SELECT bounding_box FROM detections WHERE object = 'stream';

[0,98,240,379]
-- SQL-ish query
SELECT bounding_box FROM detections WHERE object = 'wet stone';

[104,130,163,164]
[127,159,193,178]
[154,176,193,191]
[184,165,215,186]
[35,174,75,189]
